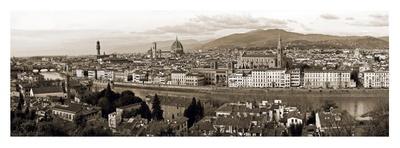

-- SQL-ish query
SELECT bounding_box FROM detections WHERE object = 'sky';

[11,11,389,57]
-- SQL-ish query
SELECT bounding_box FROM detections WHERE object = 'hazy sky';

[11,11,388,56]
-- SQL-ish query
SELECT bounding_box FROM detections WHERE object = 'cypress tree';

[151,94,163,121]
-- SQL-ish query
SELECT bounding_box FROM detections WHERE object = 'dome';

[171,36,184,55]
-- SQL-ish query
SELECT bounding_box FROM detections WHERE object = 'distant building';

[171,36,184,57]
[237,35,285,69]
[251,68,290,88]
[363,71,389,88]
[96,41,110,59]
[228,68,290,88]
[132,72,148,83]
[303,70,355,89]
[238,52,276,69]
[228,73,252,87]
[191,67,232,85]
[288,68,301,87]
[171,71,205,86]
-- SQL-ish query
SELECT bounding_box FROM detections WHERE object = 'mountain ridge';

[200,29,389,50]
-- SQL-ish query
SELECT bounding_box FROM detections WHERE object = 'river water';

[105,86,388,118]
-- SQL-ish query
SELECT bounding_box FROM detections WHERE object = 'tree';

[98,97,113,118]
[115,90,142,107]
[289,123,303,136]
[36,121,68,136]
[59,97,65,105]
[306,111,316,125]
[322,100,338,112]
[79,126,112,136]
[350,70,361,87]
[184,97,204,128]
[151,94,163,121]
[17,92,24,111]
[74,114,87,127]
[138,102,152,121]
[197,100,204,119]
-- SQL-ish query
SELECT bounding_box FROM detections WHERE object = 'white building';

[171,71,205,86]
[303,70,354,89]
[88,70,96,79]
[228,69,290,88]
[363,71,389,88]
[228,73,252,87]
[251,68,290,88]
[286,112,303,127]
[75,69,84,78]
[289,68,301,87]
[108,112,122,129]
[102,70,114,81]
[132,71,148,83]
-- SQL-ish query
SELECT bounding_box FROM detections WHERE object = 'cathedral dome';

[171,36,184,55]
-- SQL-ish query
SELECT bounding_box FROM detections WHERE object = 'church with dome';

[147,36,184,59]
[171,36,184,57]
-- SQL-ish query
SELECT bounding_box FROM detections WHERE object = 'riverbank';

[92,82,389,102]
[92,82,388,117]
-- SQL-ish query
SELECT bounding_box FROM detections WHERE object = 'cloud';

[320,14,340,20]
[368,14,388,26]
[348,13,388,27]
[137,14,289,36]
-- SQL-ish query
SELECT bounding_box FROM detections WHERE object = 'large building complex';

[303,70,355,89]
[171,71,205,86]
[363,71,389,88]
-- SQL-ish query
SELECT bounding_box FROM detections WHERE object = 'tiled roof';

[32,86,64,94]
[53,103,82,113]
[286,111,303,119]
[242,52,275,58]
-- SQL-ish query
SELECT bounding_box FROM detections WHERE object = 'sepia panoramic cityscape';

[10,11,389,136]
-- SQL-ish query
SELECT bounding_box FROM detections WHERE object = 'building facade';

[171,71,205,86]
[303,70,354,89]
[363,71,389,88]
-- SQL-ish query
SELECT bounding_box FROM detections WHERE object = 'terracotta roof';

[53,103,82,114]
[242,52,275,58]
[32,87,64,94]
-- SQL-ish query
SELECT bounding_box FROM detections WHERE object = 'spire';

[277,34,281,50]
[176,35,178,41]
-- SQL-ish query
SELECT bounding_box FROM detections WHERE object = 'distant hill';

[200,29,389,50]
[379,36,389,42]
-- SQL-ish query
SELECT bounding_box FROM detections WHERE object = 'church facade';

[238,36,285,69]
